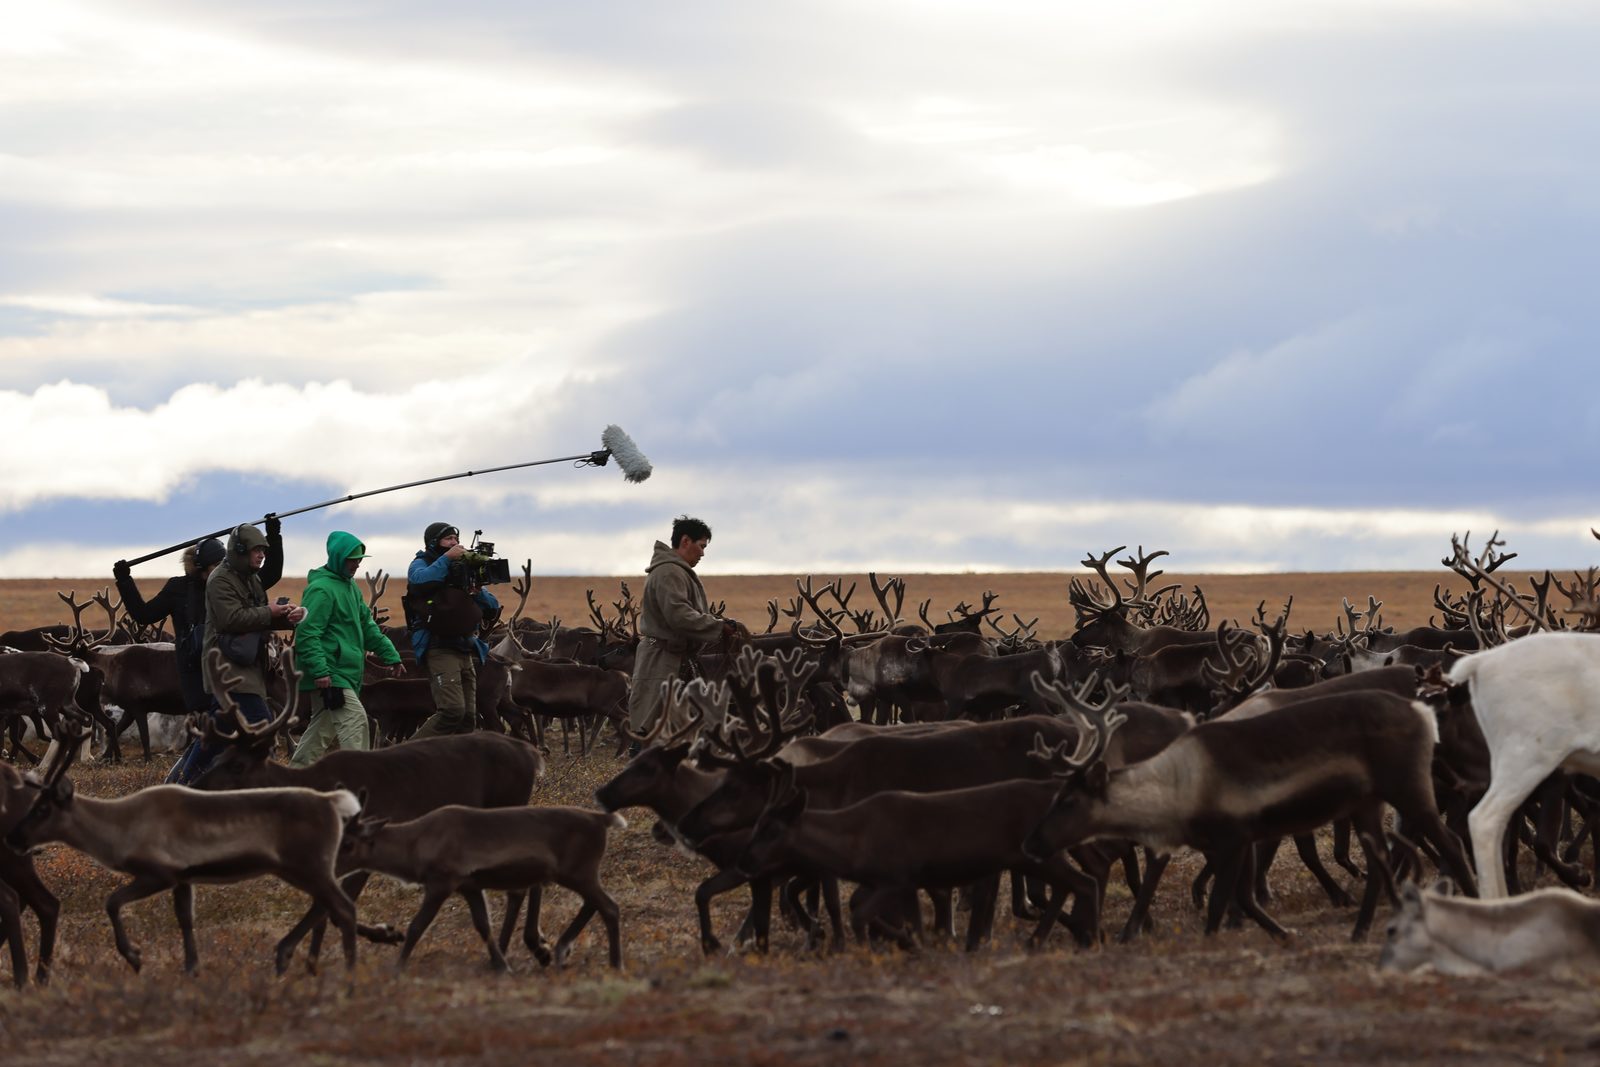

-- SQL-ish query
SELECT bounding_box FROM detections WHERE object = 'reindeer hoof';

[369,923,405,945]
[700,937,721,956]
[123,949,142,973]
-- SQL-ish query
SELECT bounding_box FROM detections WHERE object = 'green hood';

[310,530,367,583]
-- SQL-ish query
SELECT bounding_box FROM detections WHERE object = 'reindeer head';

[337,812,391,871]
[594,737,696,813]
[1020,671,1127,861]
[4,713,88,851]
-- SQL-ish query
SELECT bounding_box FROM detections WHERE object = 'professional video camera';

[459,530,512,586]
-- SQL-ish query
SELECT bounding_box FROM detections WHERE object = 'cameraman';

[405,522,500,739]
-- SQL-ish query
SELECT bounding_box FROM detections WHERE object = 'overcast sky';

[3,0,1596,582]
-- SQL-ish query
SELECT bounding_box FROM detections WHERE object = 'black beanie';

[424,522,458,548]
[195,538,226,569]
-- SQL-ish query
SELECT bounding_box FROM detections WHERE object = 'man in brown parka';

[627,516,738,745]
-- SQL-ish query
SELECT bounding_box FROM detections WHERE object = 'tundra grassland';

[1,572,1596,1066]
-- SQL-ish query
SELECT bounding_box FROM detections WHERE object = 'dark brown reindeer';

[339,804,626,971]
[0,761,62,986]
[795,577,990,725]
[0,648,96,765]
[1068,547,1221,656]
[491,625,629,756]
[1022,682,1479,941]
[728,754,1102,951]
[5,668,364,975]
[594,673,830,955]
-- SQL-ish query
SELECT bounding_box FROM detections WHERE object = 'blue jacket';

[407,550,499,663]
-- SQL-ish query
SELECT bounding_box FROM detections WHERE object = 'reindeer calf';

[340,804,626,971]
[1380,881,1600,975]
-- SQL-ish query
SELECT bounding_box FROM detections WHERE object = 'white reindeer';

[1380,880,1600,974]
[1449,632,1600,898]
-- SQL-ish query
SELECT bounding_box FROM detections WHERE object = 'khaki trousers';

[413,647,478,739]
[290,687,370,766]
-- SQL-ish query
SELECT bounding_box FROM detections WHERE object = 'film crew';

[169,522,304,784]
[112,537,227,715]
[289,531,405,766]
[627,515,744,754]
[404,522,501,739]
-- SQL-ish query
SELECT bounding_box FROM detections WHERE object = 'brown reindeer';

[1021,684,1478,941]
[0,761,62,986]
[340,804,626,971]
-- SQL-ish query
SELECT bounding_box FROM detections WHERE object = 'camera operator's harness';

[402,533,508,640]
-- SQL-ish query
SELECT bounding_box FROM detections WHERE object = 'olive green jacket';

[203,526,275,698]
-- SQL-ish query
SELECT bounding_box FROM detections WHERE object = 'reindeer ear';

[1400,882,1423,907]
[52,778,76,806]
[1084,761,1109,795]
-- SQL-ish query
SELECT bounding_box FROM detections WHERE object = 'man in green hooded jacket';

[290,531,405,766]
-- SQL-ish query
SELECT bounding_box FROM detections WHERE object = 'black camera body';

[459,531,512,586]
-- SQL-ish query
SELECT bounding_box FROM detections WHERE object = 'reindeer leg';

[18,866,58,985]
[553,878,622,969]
[173,883,200,974]
[106,875,174,973]
[1229,847,1290,940]
[498,890,526,953]
[963,874,999,951]
[461,888,509,972]
[524,885,552,965]
[398,886,452,968]
[1348,812,1391,941]
[1190,861,1214,911]
[1331,818,1363,880]
[1203,846,1246,936]
[0,883,26,988]
[1531,773,1590,888]
[1119,851,1171,943]
[1292,832,1355,907]
[693,868,748,955]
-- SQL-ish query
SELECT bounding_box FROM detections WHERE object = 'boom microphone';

[119,425,654,568]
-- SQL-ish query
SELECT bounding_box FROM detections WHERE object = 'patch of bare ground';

[2,573,1596,1065]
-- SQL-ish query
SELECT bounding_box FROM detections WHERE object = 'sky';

[2,0,1597,581]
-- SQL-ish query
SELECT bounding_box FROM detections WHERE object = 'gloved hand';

[264,513,282,539]
[112,560,132,582]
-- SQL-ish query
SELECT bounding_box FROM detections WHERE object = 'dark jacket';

[116,544,211,711]
[296,531,402,691]
[406,549,499,664]
[203,526,276,698]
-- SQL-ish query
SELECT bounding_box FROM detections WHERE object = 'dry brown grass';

[1,569,1551,637]
[2,573,1595,1064]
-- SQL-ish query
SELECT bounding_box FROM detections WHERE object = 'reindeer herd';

[0,531,1597,986]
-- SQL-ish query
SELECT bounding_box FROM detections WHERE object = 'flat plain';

[0,571,1595,1066]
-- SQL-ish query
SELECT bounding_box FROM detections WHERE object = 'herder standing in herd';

[626,515,743,753]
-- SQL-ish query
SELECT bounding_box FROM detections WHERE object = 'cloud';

[3,1,1600,576]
